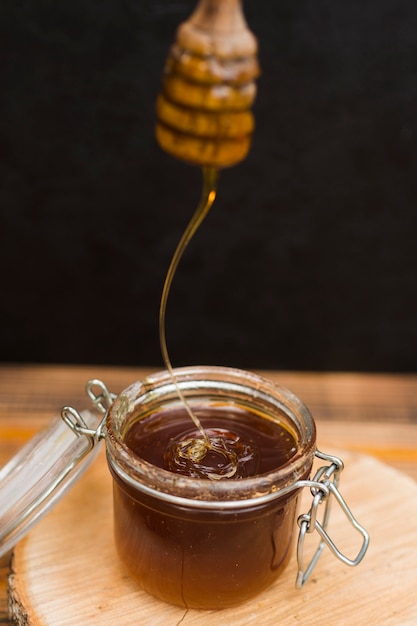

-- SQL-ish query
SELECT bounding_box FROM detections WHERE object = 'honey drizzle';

[159,166,219,449]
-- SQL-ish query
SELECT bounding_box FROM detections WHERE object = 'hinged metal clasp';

[86,379,117,415]
[295,449,370,588]
[61,379,116,444]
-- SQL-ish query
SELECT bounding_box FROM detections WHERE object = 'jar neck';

[105,366,317,505]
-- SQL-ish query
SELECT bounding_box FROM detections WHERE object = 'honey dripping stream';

[159,166,241,480]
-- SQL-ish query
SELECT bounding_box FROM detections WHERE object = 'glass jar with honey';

[101,365,368,609]
[0,366,369,610]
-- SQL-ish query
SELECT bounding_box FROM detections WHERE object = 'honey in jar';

[105,366,316,609]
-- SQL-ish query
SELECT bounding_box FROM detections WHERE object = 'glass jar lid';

[0,409,103,558]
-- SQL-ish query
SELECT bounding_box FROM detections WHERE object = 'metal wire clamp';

[296,449,370,588]
[61,379,116,444]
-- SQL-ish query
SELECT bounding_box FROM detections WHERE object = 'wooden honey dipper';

[156,0,260,168]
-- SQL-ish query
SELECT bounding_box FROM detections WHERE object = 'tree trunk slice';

[8,447,417,625]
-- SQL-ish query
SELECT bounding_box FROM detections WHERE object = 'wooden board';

[8,447,417,625]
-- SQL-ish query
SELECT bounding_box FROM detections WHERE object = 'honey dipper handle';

[178,0,258,57]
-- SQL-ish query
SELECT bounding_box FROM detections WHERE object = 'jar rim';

[105,366,317,507]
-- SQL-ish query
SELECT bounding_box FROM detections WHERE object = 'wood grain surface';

[8,448,417,625]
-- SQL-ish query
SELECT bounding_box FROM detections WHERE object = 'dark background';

[1,0,416,372]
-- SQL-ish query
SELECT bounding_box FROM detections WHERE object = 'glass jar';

[105,366,317,609]
[0,365,369,610]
